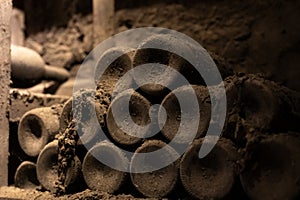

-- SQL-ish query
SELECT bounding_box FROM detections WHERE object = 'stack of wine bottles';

[15,34,300,199]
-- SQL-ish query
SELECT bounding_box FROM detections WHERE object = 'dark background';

[15,0,300,92]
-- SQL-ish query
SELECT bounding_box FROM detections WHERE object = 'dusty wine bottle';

[240,133,300,200]
[132,34,189,97]
[223,74,300,135]
[36,140,81,193]
[132,34,232,98]
[106,89,152,146]
[130,140,179,198]
[60,89,107,147]
[159,84,211,143]
[180,138,239,199]
[242,74,300,132]
[82,140,129,193]
[18,104,63,157]
[93,46,135,104]
[14,161,39,189]
[11,45,70,87]
[95,47,133,85]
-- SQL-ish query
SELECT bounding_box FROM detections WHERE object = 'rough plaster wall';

[114,0,300,91]
[0,0,12,186]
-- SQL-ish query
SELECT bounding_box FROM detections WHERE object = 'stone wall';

[0,0,12,186]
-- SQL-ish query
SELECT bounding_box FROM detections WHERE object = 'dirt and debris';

[0,187,158,200]
[54,87,111,196]
[25,14,93,70]
[114,0,300,92]
[55,121,79,195]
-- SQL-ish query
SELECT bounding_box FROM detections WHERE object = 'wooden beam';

[93,0,115,46]
[0,0,12,186]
